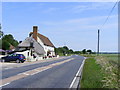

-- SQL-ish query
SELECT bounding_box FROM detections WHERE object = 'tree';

[82,49,86,54]
[63,46,69,51]
[2,34,18,47]
[0,23,4,38]
[1,34,18,50]
[63,46,69,55]
[55,47,64,55]
[87,49,92,54]
[69,49,74,54]
[2,40,10,50]
[74,51,82,54]
[55,46,71,56]
[0,31,4,38]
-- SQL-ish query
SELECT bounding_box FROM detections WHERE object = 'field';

[80,54,119,89]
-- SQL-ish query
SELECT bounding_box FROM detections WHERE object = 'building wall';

[37,37,55,56]
[30,35,55,57]
[16,50,29,58]
[16,49,43,61]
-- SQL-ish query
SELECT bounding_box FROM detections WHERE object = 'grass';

[80,54,96,57]
[80,54,119,89]
[80,57,103,88]
[95,54,119,88]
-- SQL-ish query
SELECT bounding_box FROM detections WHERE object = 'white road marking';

[0,83,10,87]
[4,67,13,70]
[22,73,29,75]
[31,72,39,75]
[69,57,86,88]
[34,69,39,72]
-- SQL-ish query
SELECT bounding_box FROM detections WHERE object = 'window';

[31,50,32,56]
[28,52,29,56]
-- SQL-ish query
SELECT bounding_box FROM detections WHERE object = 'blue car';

[1,54,26,63]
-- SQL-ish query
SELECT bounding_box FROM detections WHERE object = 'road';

[1,55,84,88]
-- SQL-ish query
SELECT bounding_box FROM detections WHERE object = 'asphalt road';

[1,55,84,88]
[2,56,70,79]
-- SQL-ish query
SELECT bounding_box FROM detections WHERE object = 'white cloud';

[71,2,117,13]
[39,14,117,28]
[42,7,60,13]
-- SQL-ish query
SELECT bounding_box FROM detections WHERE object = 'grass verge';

[80,57,103,88]
[80,54,119,89]
[95,54,119,88]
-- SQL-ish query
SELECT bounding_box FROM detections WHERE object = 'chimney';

[33,26,38,41]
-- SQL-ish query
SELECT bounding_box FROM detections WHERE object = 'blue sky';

[2,2,118,52]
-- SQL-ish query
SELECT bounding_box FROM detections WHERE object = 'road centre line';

[22,73,29,76]
[0,58,74,87]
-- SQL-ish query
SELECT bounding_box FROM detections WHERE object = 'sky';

[2,1,118,52]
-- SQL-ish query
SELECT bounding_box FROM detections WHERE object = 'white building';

[14,26,55,61]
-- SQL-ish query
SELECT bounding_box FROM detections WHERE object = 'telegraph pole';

[97,29,100,55]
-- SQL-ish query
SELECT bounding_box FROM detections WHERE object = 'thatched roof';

[30,32,55,47]
[15,37,45,55]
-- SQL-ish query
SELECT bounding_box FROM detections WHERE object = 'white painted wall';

[16,50,30,61]
[16,50,28,58]
[16,49,44,61]
[30,35,55,56]
[37,36,55,56]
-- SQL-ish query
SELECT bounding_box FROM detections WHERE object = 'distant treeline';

[55,46,95,56]
[99,52,119,54]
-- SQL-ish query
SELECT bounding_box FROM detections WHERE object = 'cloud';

[39,14,117,27]
[71,2,117,13]
[38,14,117,40]
[64,14,117,25]
[42,7,60,13]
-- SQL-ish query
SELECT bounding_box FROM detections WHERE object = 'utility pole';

[97,29,100,55]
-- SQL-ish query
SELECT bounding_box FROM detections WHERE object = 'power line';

[100,0,118,30]
[97,1,118,54]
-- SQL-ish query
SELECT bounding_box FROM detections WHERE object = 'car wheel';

[16,59,20,63]
[21,61,24,63]
[2,59,5,62]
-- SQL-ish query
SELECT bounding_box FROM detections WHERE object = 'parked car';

[1,54,26,63]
